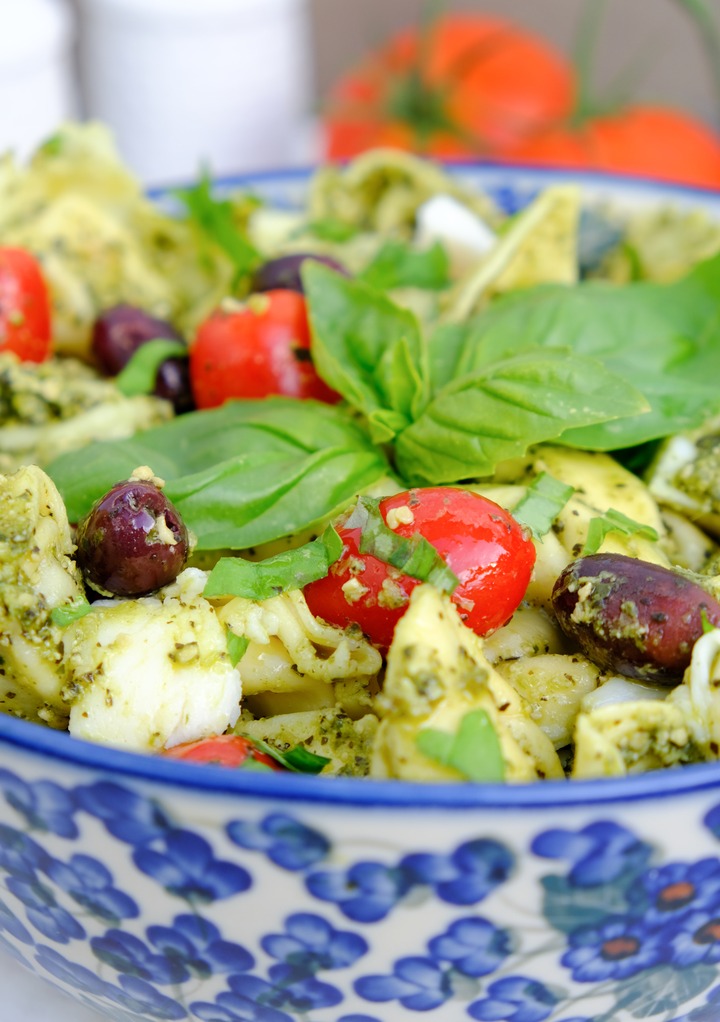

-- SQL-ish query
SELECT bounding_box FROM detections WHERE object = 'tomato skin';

[323,15,574,159]
[189,290,340,409]
[0,247,52,362]
[162,734,283,770]
[508,106,720,189]
[304,487,535,650]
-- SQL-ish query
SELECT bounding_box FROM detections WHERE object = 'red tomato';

[508,106,720,189]
[162,734,283,770]
[189,290,340,409]
[0,247,52,362]
[304,487,535,650]
[323,14,574,160]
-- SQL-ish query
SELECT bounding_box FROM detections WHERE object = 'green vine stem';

[671,0,720,120]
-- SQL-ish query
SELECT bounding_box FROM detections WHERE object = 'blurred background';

[1,0,720,184]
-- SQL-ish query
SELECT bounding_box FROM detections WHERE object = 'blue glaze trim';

[1,709,720,810]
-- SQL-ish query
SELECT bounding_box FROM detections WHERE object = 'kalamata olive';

[92,304,194,414]
[251,253,348,294]
[153,357,195,415]
[551,552,720,685]
[75,474,189,597]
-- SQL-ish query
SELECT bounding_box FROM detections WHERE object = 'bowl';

[3,163,720,1022]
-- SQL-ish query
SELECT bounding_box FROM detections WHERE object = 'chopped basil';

[114,339,187,397]
[51,599,92,626]
[346,496,459,594]
[204,527,343,600]
[582,508,659,556]
[512,472,575,539]
[252,738,330,774]
[415,709,505,782]
[701,608,718,635]
[226,630,250,667]
[237,757,276,773]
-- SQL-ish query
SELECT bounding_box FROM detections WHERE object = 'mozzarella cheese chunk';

[65,569,241,751]
[415,193,497,272]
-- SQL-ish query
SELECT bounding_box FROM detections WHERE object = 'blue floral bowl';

[4,165,720,1022]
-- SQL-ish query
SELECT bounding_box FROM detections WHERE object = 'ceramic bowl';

[3,165,720,1022]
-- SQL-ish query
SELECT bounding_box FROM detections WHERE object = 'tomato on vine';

[0,247,52,362]
[189,289,340,409]
[303,487,536,650]
[322,14,574,160]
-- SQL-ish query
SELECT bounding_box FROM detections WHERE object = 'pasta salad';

[3,122,720,784]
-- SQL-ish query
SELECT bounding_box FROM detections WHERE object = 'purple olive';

[552,553,720,684]
[251,253,348,294]
[92,304,194,414]
[75,477,189,597]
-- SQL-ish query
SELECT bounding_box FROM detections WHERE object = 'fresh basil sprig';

[394,348,646,485]
[204,527,343,600]
[114,339,187,397]
[303,261,430,443]
[415,709,505,782]
[175,170,261,284]
[446,254,720,450]
[346,496,459,594]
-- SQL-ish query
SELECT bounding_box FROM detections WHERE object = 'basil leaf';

[51,599,92,626]
[114,340,187,397]
[175,170,260,283]
[251,738,330,774]
[226,630,250,667]
[358,240,451,292]
[427,322,474,395]
[512,473,575,540]
[451,254,720,449]
[46,399,390,549]
[303,261,430,436]
[301,218,359,243]
[395,349,647,485]
[205,527,343,600]
[415,709,505,782]
[581,509,659,556]
[238,758,276,773]
[346,496,459,594]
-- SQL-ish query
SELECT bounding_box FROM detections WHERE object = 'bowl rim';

[11,159,720,810]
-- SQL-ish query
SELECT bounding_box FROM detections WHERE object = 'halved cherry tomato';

[162,734,283,770]
[304,487,535,650]
[0,247,52,362]
[189,289,340,409]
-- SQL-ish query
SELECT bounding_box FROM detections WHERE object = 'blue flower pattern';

[3,764,720,1021]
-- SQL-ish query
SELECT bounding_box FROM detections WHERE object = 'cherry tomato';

[304,487,535,650]
[0,247,52,362]
[162,734,283,770]
[189,289,340,409]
